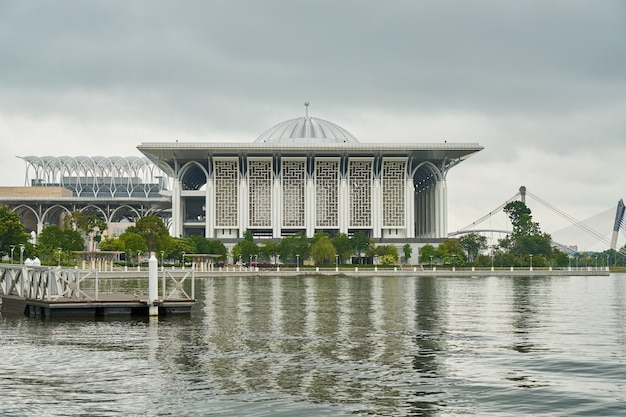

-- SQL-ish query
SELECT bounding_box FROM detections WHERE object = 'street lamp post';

[161,251,165,272]
[606,254,610,270]
[529,254,533,271]
[296,254,300,272]
[19,244,25,264]
[182,251,186,270]
[57,247,62,268]
[430,256,433,270]
[10,245,15,264]
[249,255,252,271]
[137,250,141,272]
[335,254,339,272]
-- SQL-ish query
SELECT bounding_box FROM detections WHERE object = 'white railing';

[0,264,99,301]
[161,269,195,300]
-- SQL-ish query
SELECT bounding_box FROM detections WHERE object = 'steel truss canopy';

[18,155,165,198]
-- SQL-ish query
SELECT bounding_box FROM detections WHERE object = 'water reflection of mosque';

[154,276,452,414]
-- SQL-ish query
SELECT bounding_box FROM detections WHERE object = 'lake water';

[1,274,625,416]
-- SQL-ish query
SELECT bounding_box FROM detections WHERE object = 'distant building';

[138,104,482,243]
[0,156,169,245]
[1,105,482,255]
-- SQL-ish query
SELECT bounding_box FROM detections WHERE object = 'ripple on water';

[2,274,626,416]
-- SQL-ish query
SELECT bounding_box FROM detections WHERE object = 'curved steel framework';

[1,156,170,239]
[19,156,165,198]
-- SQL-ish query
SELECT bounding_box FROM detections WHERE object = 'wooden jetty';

[0,264,196,318]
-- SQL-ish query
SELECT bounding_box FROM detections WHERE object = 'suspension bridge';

[449,186,626,256]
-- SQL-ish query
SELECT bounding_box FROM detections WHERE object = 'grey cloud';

[1,0,625,234]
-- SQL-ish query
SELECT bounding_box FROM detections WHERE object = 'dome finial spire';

[304,101,309,118]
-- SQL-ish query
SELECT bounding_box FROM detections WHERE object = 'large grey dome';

[255,104,359,144]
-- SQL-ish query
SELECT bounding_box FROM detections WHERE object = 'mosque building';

[137,103,483,243]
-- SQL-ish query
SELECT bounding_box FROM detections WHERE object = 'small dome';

[255,103,359,144]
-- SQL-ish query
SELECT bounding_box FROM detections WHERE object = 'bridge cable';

[526,191,614,248]
[457,192,520,232]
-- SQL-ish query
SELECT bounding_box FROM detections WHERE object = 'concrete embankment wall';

[95,268,611,279]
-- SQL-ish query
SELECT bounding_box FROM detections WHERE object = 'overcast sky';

[1,0,625,250]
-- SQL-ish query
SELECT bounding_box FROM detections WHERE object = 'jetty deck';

[1,294,196,318]
[0,264,196,318]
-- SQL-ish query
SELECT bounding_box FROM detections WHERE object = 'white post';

[95,270,99,300]
[148,254,159,316]
[191,270,195,299]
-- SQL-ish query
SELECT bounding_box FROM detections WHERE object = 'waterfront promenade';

[95,265,611,279]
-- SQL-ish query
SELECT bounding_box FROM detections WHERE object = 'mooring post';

[148,253,159,316]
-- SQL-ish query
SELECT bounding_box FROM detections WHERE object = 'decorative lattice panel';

[248,160,272,227]
[315,160,339,227]
[382,160,406,227]
[214,160,239,227]
[282,160,305,227]
[349,160,372,227]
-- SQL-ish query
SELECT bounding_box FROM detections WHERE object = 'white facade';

[138,110,482,242]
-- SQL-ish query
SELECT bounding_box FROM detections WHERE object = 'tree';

[118,231,148,259]
[99,235,124,252]
[420,244,437,265]
[503,201,539,236]
[0,206,30,258]
[232,239,259,264]
[205,240,228,260]
[185,235,210,253]
[167,237,192,264]
[352,231,372,262]
[331,233,352,263]
[374,245,399,264]
[280,232,310,262]
[500,201,557,266]
[458,233,488,264]
[402,244,412,264]
[183,235,227,260]
[243,229,254,242]
[380,254,397,266]
[311,231,336,264]
[230,229,259,264]
[37,225,64,261]
[437,239,466,267]
[259,240,281,263]
[63,211,107,251]
[128,215,171,252]
[37,225,84,264]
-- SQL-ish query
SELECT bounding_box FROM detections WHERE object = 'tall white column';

[339,179,349,234]
[239,178,248,238]
[171,178,182,237]
[205,179,214,238]
[416,194,422,237]
[372,178,382,239]
[433,179,447,238]
[430,186,437,238]
[405,179,415,238]
[439,179,448,237]
[272,179,282,238]
[306,178,315,238]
